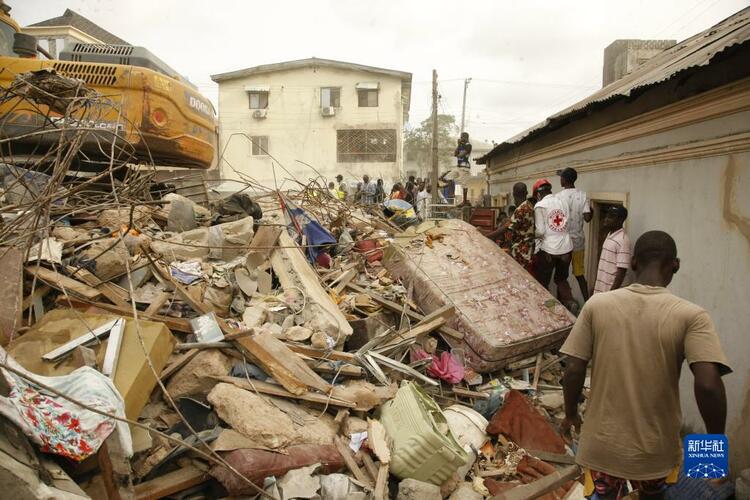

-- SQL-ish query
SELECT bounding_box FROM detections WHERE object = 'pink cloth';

[411,348,465,384]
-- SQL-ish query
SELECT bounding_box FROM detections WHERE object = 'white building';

[211,58,412,191]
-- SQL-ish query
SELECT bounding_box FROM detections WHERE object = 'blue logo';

[684,434,728,479]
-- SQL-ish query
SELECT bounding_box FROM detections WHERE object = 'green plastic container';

[379,382,468,485]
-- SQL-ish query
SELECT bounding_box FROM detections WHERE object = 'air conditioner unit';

[252,109,268,119]
[321,106,336,117]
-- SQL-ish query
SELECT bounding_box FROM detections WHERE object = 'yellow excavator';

[0,2,217,169]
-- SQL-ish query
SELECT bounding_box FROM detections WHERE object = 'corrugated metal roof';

[479,7,750,163]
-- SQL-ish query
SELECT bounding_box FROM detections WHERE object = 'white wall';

[489,109,750,469]
[216,65,405,191]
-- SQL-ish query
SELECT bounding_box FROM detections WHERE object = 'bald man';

[561,231,730,498]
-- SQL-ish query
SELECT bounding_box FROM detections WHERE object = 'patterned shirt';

[593,228,631,293]
[507,199,535,268]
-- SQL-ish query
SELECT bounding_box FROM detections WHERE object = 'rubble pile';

[0,72,585,499]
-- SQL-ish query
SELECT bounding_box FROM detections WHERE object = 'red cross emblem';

[548,209,567,232]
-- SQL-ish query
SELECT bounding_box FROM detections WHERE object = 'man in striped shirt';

[593,206,631,294]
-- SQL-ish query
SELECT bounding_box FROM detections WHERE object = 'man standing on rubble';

[561,231,730,499]
[556,167,592,301]
[533,179,575,307]
[506,182,536,271]
[359,174,377,206]
[593,206,631,294]
[336,174,347,200]
[454,132,473,168]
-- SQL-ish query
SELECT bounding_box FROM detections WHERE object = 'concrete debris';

[277,463,322,500]
[450,481,484,500]
[207,383,297,449]
[284,325,314,341]
[397,478,442,500]
[166,349,233,399]
[0,69,590,499]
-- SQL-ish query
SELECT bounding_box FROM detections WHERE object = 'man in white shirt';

[416,183,430,220]
[556,168,592,301]
[533,178,575,308]
[358,174,377,206]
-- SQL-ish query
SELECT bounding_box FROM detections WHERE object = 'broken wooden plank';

[531,353,543,391]
[144,291,170,316]
[0,248,23,345]
[331,268,358,295]
[287,344,357,363]
[134,465,208,500]
[25,265,101,300]
[346,283,463,340]
[65,265,129,307]
[451,387,490,400]
[379,316,446,349]
[272,230,352,339]
[211,376,356,409]
[368,351,438,386]
[334,436,373,488]
[374,462,389,500]
[494,464,580,500]
[303,359,363,378]
[361,452,379,483]
[246,224,282,269]
[235,332,332,395]
[56,296,193,333]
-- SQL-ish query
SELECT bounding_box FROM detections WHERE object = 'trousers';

[533,250,573,304]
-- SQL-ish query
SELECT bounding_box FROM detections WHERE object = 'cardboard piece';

[6,309,175,419]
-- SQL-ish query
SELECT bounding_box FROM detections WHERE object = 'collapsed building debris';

[0,68,612,499]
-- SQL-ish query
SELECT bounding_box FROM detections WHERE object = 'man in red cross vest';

[532,178,576,310]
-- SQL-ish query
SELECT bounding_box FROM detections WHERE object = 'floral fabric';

[507,199,535,269]
[0,348,131,461]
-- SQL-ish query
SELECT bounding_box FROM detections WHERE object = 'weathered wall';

[489,108,750,469]
[216,65,405,190]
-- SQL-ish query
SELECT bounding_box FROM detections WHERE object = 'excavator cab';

[0,2,217,170]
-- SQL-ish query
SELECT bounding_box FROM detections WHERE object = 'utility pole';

[430,69,439,205]
[460,77,471,135]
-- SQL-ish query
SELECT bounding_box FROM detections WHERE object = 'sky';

[11,0,750,145]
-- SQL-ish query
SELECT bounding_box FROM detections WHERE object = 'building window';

[321,87,341,108]
[248,91,269,109]
[250,136,269,156]
[357,89,378,107]
[337,129,396,163]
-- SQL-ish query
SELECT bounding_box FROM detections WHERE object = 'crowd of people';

[491,167,631,312]
[326,132,475,222]
[491,167,732,498]
[327,172,455,222]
